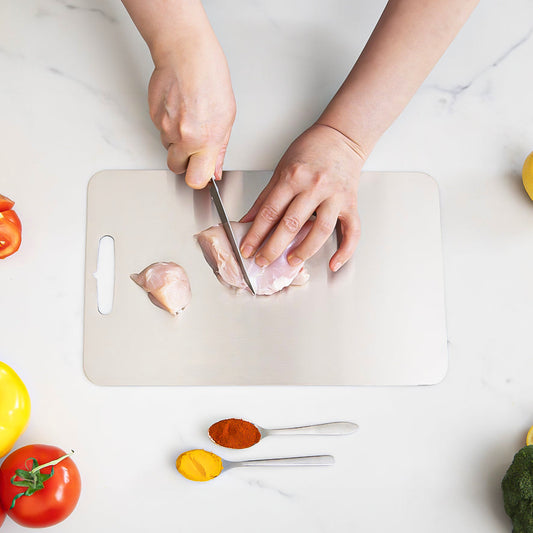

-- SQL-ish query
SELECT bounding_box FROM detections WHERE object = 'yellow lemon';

[527,425,533,446]
[522,152,533,201]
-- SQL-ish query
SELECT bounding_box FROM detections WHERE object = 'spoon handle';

[267,421,358,436]
[234,455,334,467]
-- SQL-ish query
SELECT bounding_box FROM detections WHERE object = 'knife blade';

[209,177,256,295]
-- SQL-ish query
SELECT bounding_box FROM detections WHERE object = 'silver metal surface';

[221,455,335,472]
[209,177,256,295]
[258,421,358,438]
[84,170,448,386]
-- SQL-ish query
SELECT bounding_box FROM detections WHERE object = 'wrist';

[146,1,214,66]
[313,121,370,163]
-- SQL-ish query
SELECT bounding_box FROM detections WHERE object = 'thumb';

[185,151,218,189]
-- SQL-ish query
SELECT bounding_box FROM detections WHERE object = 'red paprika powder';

[208,418,261,449]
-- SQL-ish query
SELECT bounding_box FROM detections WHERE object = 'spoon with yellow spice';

[176,449,334,482]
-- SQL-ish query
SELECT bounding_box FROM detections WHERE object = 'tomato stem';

[29,451,74,474]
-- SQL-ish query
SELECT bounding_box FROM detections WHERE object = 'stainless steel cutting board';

[83,170,447,386]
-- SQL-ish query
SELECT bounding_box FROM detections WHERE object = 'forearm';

[120,0,216,64]
[318,0,479,158]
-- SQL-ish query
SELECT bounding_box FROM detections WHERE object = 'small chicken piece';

[196,221,312,296]
[130,262,191,315]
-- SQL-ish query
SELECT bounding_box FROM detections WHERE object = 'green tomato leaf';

[9,492,26,510]
[11,480,30,488]
[13,469,33,481]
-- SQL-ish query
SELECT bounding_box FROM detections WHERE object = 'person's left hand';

[239,123,366,272]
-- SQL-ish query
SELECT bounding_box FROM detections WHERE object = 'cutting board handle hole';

[94,235,115,315]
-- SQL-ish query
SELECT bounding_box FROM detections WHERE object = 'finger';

[214,145,227,180]
[149,99,165,129]
[286,200,339,266]
[239,180,294,259]
[239,166,283,223]
[254,193,318,266]
[167,143,189,175]
[239,186,272,223]
[155,104,180,148]
[161,132,172,151]
[214,129,232,180]
[184,150,219,189]
[150,97,171,134]
[160,123,177,149]
[329,212,361,272]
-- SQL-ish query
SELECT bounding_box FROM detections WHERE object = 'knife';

[209,177,256,295]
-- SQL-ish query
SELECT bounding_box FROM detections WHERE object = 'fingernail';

[241,245,253,258]
[332,261,342,272]
[287,254,303,266]
[255,255,269,267]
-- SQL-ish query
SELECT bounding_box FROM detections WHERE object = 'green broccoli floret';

[502,445,533,532]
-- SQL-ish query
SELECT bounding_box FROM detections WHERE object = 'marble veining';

[54,0,118,23]
[246,478,294,499]
[425,27,533,105]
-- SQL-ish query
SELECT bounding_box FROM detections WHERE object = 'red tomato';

[0,194,14,212]
[0,503,5,528]
[2,210,21,233]
[0,211,21,259]
[0,445,81,528]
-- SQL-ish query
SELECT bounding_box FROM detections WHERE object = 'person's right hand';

[148,31,236,189]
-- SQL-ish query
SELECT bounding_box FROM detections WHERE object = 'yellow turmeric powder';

[176,449,223,482]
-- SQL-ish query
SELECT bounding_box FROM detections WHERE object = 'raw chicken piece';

[130,262,191,315]
[196,221,312,296]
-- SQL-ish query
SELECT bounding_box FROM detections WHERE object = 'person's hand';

[148,32,235,189]
[239,123,365,272]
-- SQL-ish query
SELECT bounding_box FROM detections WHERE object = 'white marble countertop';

[1,1,533,531]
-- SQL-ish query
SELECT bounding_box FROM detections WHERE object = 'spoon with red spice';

[208,418,358,449]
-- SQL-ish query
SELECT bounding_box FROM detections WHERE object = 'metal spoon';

[208,419,358,448]
[176,449,334,482]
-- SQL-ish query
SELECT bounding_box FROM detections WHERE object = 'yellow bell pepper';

[0,361,31,458]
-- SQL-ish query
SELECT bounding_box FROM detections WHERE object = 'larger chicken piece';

[196,221,312,296]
